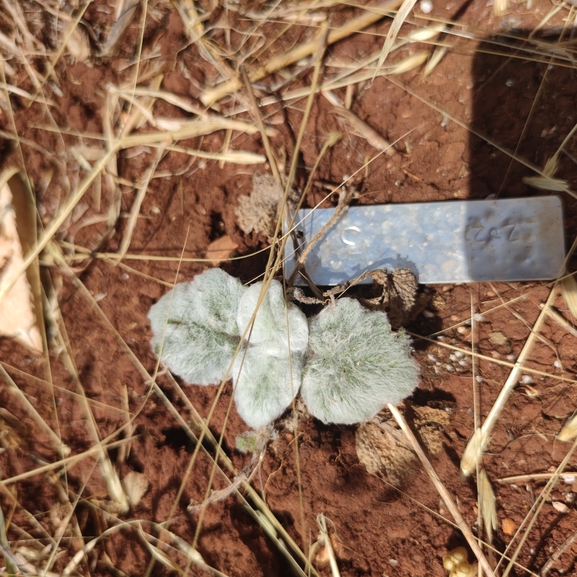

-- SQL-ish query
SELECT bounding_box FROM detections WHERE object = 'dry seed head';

[478,468,498,543]
[460,427,488,476]
[389,51,429,75]
[424,46,449,76]
[558,412,577,442]
[522,175,570,193]
[405,23,446,42]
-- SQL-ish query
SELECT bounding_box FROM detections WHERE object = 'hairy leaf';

[233,346,303,429]
[148,268,245,385]
[237,280,309,355]
[301,298,418,424]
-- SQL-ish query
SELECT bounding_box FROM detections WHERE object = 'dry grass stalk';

[0,364,69,456]
[315,514,341,577]
[373,0,418,77]
[498,471,577,484]
[540,528,577,577]
[561,274,577,318]
[117,144,165,261]
[323,90,396,154]
[1,436,134,487]
[240,66,284,187]
[99,0,140,57]
[538,302,577,339]
[201,0,404,106]
[460,288,554,476]
[497,437,577,577]
[387,404,495,577]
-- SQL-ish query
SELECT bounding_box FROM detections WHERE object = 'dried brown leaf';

[0,172,43,353]
[206,235,239,266]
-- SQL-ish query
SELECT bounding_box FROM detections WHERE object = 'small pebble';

[420,0,433,13]
[475,375,484,384]
[502,518,516,536]
[519,375,534,385]
[552,501,569,514]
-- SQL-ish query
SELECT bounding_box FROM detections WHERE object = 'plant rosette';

[148,269,419,429]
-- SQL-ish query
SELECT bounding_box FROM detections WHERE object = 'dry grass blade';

[0,436,134,486]
[0,170,44,353]
[461,236,577,476]
[388,50,429,74]
[373,0,418,77]
[100,0,140,57]
[63,524,124,576]
[561,274,577,317]
[315,514,341,577]
[540,528,577,577]
[539,303,577,339]
[387,404,495,577]
[164,144,266,164]
[0,501,16,575]
[0,364,69,456]
[201,0,404,106]
[117,144,165,261]
[498,437,577,577]
[323,90,396,154]
[478,468,498,545]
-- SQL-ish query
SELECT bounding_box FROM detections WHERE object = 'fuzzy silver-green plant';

[233,281,308,427]
[148,270,308,429]
[148,268,246,385]
[148,269,419,430]
[300,298,419,425]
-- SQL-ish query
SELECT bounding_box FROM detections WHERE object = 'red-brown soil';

[1,1,577,576]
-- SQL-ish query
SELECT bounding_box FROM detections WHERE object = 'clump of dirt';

[355,416,416,486]
[412,405,450,455]
[235,173,284,237]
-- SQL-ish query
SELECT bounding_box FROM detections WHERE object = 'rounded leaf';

[150,321,238,385]
[301,298,419,424]
[148,268,245,385]
[236,280,309,355]
[233,347,303,429]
